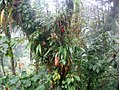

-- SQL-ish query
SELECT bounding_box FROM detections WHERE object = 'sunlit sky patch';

[30,0,96,12]
[30,0,113,13]
[31,0,56,12]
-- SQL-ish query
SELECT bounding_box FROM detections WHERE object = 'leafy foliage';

[0,0,119,90]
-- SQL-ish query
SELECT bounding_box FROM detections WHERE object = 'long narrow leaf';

[0,9,4,25]
[36,44,42,54]
[64,48,67,60]
[26,41,32,50]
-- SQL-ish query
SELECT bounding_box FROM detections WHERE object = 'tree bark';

[4,27,16,75]
[111,0,119,18]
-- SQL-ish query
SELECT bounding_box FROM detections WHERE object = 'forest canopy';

[0,0,119,90]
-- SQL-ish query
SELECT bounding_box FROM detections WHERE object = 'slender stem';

[0,55,6,76]
[30,47,32,61]
[35,55,39,74]
[9,46,16,75]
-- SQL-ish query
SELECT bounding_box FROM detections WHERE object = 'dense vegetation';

[0,0,119,90]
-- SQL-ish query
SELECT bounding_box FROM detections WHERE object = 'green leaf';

[31,75,39,82]
[61,59,66,65]
[59,46,63,53]
[74,76,80,81]
[76,47,82,51]
[9,76,19,85]
[71,78,74,82]
[21,79,27,84]
[21,71,27,79]
[26,41,32,50]
[96,68,100,73]
[21,87,25,90]
[65,85,67,88]
[89,64,93,70]
[2,76,7,80]
[93,65,97,71]
[25,79,31,88]
[36,44,42,54]
[36,85,45,90]
[0,78,3,84]
[0,36,2,38]
[64,48,67,60]
[67,78,71,85]
[49,41,53,46]
[10,86,17,90]
[44,48,52,57]
[74,46,83,53]
[68,86,75,90]
[97,63,101,66]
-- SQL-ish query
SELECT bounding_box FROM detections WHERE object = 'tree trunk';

[111,0,119,18]
[4,26,16,75]
[87,78,91,90]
